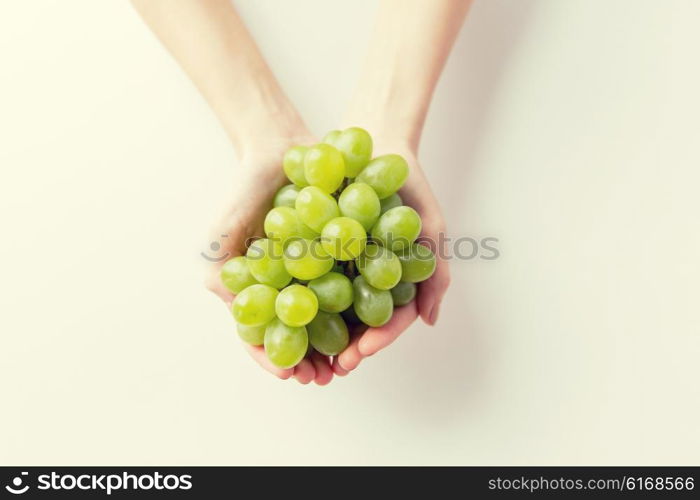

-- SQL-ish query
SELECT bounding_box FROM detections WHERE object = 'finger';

[331,357,349,377]
[337,333,364,372]
[293,358,316,385]
[310,352,333,386]
[358,300,419,357]
[417,258,451,326]
[243,344,293,380]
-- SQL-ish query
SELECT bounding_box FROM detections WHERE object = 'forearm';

[131,0,307,155]
[343,0,472,151]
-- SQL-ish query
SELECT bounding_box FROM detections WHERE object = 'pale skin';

[132,0,472,384]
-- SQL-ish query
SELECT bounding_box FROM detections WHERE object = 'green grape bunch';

[220,127,437,370]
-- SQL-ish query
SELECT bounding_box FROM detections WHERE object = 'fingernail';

[429,303,441,325]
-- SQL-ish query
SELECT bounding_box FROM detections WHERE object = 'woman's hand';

[204,137,335,386]
[333,142,451,375]
[133,0,467,382]
[325,0,469,375]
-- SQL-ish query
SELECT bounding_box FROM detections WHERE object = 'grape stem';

[333,177,351,200]
[346,260,356,278]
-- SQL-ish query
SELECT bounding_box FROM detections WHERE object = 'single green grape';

[322,129,341,144]
[357,243,402,290]
[264,318,308,369]
[295,186,340,232]
[231,284,278,327]
[322,127,372,178]
[275,284,319,327]
[303,143,345,194]
[237,322,267,346]
[370,206,422,251]
[283,238,334,280]
[246,238,292,289]
[390,282,416,306]
[264,206,316,245]
[306,311,349,356]
[356,154,409,199]
[396,243,437,283]
[338,182,380,231]
[273,184,300,208]
[320,216,367,261]
[352,276,393,327]
[379,192,402,214]
[220,256,258,294]
[283,145,309,187]
[307,271,353,313]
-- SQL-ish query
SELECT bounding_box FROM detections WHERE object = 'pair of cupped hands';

[206,129,450,385]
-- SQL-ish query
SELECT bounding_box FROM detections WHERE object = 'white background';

[1,0,699,464]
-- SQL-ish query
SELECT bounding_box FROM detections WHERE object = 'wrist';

[339,114,420,162]
[230,111,314,161]
[214,67,313,159]
[340,94,425,155]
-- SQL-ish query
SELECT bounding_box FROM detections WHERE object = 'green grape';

[303,143,345,194]
[283,238,334,280]
[307,311,349,355]
[264,318,308,369]
[370,206,422,251]
[246,238,292,289]
[220,256,258,294]
[352,276,393,327]
[322,129,341,144]
[320,216,367,261]
[322,127,372,178]
[299,222,319,239]
[338,182,380,231]
[283,145,309,187]
[390,282,416,306]
[237,322,267,346]
[308,271,353,313]
[231,284,278,326]
[273,184,300,208]
[379,192,402,214]
[356,154,409,199]
[295,186,340,232]
[396,243,437,283]
[264,206,316,244]
[357,243,402,290]
[275,284,319,327]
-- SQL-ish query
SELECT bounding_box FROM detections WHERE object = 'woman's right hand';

[204,135,336,386]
